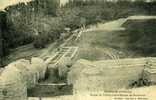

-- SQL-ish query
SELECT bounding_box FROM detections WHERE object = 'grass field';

[76,29,140,61]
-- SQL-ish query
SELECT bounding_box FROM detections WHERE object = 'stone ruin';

[67,57,156,94]
[0,66,27,100]
[0,57,48,100]
[1,56,156,99]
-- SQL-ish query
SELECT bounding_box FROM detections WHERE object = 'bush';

[60,7,82,29]
[0,11,11,57]
[32,17,65,48]
[33,35,46,48]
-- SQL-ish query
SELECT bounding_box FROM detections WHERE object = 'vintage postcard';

[0,0,156,100]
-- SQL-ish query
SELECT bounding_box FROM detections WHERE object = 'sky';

[0,0,32,10]
[60,0,69,6]
[0,0,71,10]
[0,0,153,10]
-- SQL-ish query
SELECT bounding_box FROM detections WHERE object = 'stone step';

[28,84,73,97]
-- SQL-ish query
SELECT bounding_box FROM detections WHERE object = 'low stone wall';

[0,66,27,100]
[68,57,156,94]
[0,57,48,100]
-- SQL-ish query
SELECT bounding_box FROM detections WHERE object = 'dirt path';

[96,18,127,30]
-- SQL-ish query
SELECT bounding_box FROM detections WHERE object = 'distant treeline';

[66,0,156,17]
[0,0,156,60]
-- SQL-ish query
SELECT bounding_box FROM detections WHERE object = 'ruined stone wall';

[68,58,156,94]
[0,57,48,100]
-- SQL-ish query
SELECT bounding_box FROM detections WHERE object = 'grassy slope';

[76,19,142,61]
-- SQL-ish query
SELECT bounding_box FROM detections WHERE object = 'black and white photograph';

[0,0,156,100]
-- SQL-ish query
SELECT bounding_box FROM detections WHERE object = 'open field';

[76,18,142,61]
